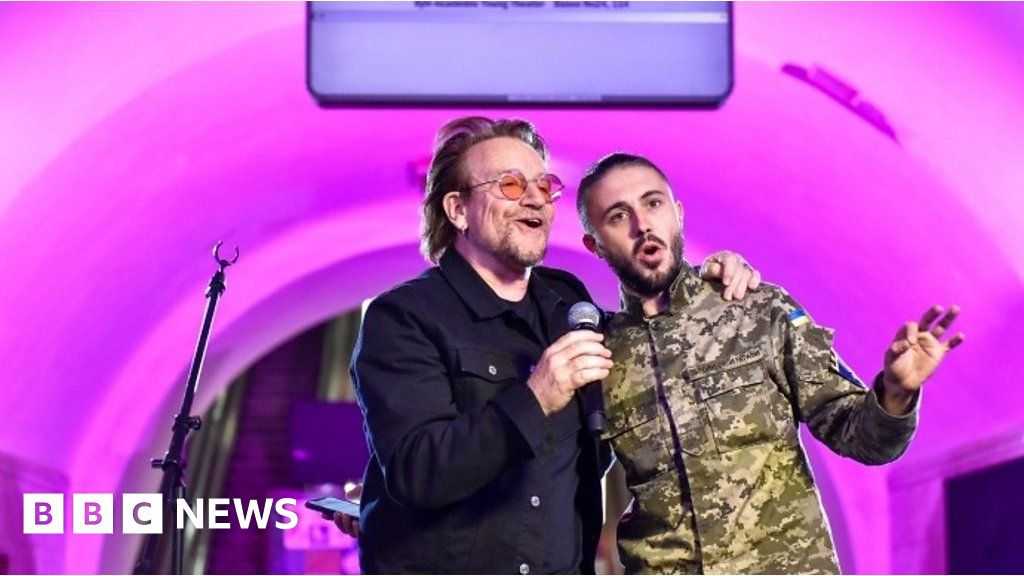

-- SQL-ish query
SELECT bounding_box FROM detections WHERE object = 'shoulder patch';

[788,308,810,328]
[836,357,865,388]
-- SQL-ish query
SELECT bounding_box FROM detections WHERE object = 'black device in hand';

[568,301,606,435]
[305,496,360,518]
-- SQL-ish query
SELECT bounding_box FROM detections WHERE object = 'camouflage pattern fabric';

[602,264,919,574]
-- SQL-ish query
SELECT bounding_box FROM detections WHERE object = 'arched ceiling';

[0,3,1020,573]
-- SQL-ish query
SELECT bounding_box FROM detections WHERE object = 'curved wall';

[0,3,1021,573]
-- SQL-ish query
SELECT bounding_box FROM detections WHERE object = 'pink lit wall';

[0,3,1021,573]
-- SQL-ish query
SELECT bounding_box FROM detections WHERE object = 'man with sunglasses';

[346,117,759,574]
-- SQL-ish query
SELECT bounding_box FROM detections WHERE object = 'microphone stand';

[134,242,239,575]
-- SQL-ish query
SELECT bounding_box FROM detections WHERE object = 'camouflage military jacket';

[602,265,919,574]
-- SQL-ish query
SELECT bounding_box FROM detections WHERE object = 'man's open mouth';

[640,243,661,256]
[516,217,545,229]
[636,239,666,267]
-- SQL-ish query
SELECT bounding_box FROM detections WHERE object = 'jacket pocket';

[604,390,673,485]
[627,466,687,531]
[452,347,520,410]
[690,349,786,453]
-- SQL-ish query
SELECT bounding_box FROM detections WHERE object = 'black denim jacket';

[352,248,606,574]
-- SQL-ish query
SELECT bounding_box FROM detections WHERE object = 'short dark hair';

[421,116,550,263]
[576,152,670,233]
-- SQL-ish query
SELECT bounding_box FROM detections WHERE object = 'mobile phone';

[305,496,361,517]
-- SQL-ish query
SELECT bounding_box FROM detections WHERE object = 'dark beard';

[604,233,685,298]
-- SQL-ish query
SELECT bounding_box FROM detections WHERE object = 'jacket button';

[519,563,530,575]
[488,365,498,376]
[530,495,541,508]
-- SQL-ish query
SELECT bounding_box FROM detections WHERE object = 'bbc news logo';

[23,494,298,534]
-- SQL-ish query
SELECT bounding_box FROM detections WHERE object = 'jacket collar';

[438,247,564,327]
[620,262,704,320]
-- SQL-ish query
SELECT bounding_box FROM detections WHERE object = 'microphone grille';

[568,302,602,330]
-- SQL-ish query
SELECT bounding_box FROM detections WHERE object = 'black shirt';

[501,287,584,574]
[351,248,604,574]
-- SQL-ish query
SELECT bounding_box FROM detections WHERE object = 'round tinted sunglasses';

[467,170,564,203]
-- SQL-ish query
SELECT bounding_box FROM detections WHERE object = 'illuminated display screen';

[307,1,732,106]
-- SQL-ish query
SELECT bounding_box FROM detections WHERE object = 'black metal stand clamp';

[134,242,239,575]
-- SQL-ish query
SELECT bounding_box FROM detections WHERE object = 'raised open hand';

[882,305,964,408]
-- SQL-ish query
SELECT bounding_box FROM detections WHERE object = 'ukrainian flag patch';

[788,309,810,328]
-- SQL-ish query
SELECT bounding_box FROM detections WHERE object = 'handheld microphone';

[567,302,606,435]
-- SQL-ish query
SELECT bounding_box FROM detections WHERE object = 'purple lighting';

[0,2,1022,574]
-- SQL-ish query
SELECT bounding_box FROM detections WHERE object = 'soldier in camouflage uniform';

[576,153,965,574]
